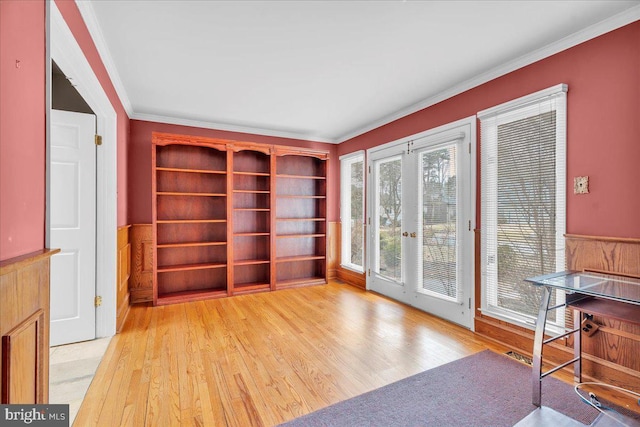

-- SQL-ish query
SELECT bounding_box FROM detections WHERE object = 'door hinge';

[368,165,371,173]
[368,269,371,276]
[95,134,103,146]
[469,298,471,309]
[468,143,471,154]
[94,296,103,307]
[468,220,471,231]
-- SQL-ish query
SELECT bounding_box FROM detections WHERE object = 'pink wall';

[338,21,640,239]
[55,0,130,227]
[0,0,46,260]
[128,120,339,224]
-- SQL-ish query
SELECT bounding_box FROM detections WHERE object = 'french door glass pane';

[420,145,458,301]
[377,157,402,282]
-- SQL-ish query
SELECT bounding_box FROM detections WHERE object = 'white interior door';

[367,120,474,328]
[50,109,96,346]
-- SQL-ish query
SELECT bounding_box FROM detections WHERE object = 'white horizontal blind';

[479,85,566,328]
[340,152,365,272]
[419,143,461,302]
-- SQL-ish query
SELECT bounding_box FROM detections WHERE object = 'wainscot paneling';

[116,225,132,332]
[565,234,640,380]
[129,224,153,303]
[0,249,59,403]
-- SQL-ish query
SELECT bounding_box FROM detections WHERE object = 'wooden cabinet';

[151,133,328,305]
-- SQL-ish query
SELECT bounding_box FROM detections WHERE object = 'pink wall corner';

[337,21,640,239]
[55,0,130,227]
[0,0,46,261]
[128,120,339,224]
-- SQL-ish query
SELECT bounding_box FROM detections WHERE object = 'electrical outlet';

[574,176,589,194]
[581,318,599,337]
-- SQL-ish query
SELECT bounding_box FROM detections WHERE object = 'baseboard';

[336,267,366,290]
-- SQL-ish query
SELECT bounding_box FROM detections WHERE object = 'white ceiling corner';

[336,4,640,143]
[76,1,640,144]
[75,0,133,116]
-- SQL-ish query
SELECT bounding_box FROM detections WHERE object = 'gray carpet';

[279,350,600,427]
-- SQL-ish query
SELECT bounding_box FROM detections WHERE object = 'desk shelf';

[568,297,640,326]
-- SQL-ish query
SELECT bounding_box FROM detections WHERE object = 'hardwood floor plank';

[75,281,513,426]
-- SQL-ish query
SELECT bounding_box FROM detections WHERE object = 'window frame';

[340,151,366,273]
[478,84,567,332]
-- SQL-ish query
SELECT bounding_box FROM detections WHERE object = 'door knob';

[410,232,417,238]
[402,232,408,237]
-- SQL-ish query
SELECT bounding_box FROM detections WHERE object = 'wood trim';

[0,249,60,275]
[0,249,58,404]
[129,225,153,303]
[327,222,339,279]
[151,132,228,151]
[564,234,640,244]
[151,132,330,160]
[336,267,366,289]
[116,226,131,333]
[1,310,44,403]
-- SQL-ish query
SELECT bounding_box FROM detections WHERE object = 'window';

[340,151,365,272]
[478,84,567,330]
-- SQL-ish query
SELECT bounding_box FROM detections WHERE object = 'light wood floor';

[75,281,512,426]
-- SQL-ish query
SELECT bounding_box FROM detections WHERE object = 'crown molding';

[75,0,133,116]
[130,112,338,144]
[335,5,640,143]
[74,1,638,144]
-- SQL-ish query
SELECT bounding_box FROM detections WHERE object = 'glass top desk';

[525,271,640,407]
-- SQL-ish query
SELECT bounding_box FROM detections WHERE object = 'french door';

[367,120,474,328]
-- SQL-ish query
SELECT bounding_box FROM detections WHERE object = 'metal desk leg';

[573,308,582,383]
[532,285,552,407]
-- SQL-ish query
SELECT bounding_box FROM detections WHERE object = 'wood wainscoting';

[129,224,154,303]
[475,233,640,392]
[565,234,640,389]
[116,226,131,332]
[0,249,59,403]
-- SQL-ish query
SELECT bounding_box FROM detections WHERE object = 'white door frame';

[366,116,477,330]
[47,1,118,339]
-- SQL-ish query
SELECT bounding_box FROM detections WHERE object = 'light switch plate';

[574,176,589,194]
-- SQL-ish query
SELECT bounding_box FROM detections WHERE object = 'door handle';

[402,232,408,237]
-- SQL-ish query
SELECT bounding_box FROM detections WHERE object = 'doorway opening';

[48,1,118,343]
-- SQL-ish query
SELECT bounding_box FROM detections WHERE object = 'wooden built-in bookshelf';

[151,133,328,305]
[275,152,327,289]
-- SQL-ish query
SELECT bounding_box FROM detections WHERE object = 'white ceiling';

[79,1,640,143]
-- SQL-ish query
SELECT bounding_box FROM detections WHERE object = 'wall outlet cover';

[574,176,589,194]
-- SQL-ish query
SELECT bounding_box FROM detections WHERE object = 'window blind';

[419,143,461,302]
[479,85,566,327]
[340,152,365,272]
